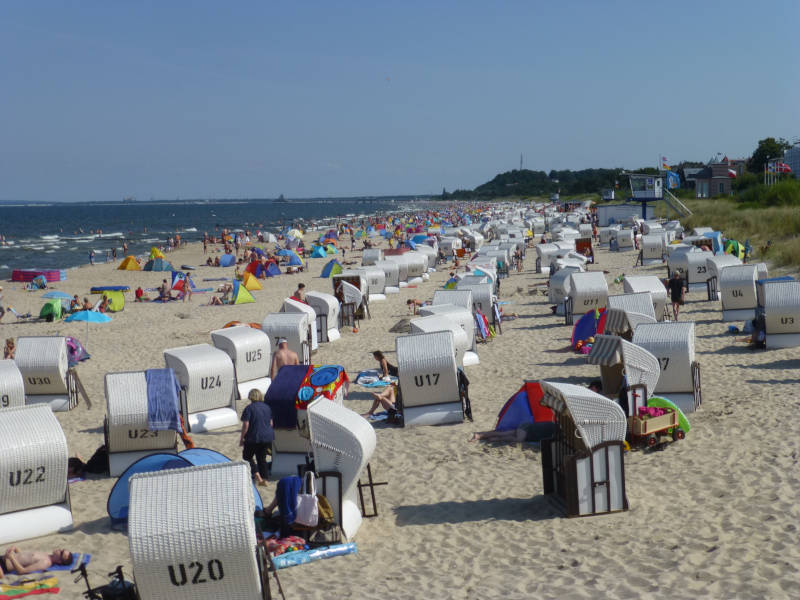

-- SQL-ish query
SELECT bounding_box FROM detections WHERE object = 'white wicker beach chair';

[403,252,428,282]
[395,331,464,426]
[361,248,383,266]
[539,382,628,517]
[439,237,462,253]
[163,344,237,433]
[565,272,609,324]
[586,335,660,413]
[0,405,73,544]
[261,312,311,364]
[705,254,742,300]
[418,304,477,356]
[458,274,488,287]
[382,256,408,284]
[410,315,470,368]
[640,234,665,265]
[607,292,657,321]
[373,260,400,291]
[432,289,473,313]
[603,308,657,340]
[306,398,376,540]
[105,371,179,477]
[14,336,78,411]
[282,298,318,352]
[598,225,620,245]
[211,326,272,399]
[414,244,438,269]
[632,322,701,414]
[0,359,26,410]
[128,462,268,600]
[762,280,800,349]
[305,291,341,342]
[623,275,669,321]
[456,282,494,314]
[612,228,634,251]
[355,266,387,301]
[535,243,561,274]
[719,264,762,322]
[549,267,580,314]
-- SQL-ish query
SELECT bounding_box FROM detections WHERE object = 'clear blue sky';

[2,1,798,201]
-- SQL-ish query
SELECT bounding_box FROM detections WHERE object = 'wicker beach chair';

[128,462,272,600]
[395,331,467,427]
[105,371,179,477]
[354,266,387,301]
[639,234,665,265]
[548,267,580,315]
[382,256,408,285]
[418,304,478,358]
[761,280,800,349]
[0,359,26,410]
[410,315,470,368]
[623,275,669,321]
[607,292,657,322]
[611,228,634,251]
[632,321,701,414]
[306,398,377,540]
[539,381,628,517]
[211,326,272,399]
[163,344,237,433]
[719,264,763,321]
[0,405,73,544]
[705,254,742,301]
[281,298,318,353]
[586,334,660,414]
[456,282,495,314]
[14,336,78,411]
[361,248,383,266]
[373,260,400,292]
[564,272,609,325]
[304,291,341,343]
[261,313,311,365]
[431,289,473,313]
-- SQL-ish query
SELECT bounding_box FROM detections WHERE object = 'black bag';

[306,524,342,548]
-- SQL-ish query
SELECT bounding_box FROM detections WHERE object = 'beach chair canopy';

[0,359,26,410]
[607,292,657,321]
[586,334,660,400]
[15,336,77,411]
[432,289,473,312]
[210,326,272,398]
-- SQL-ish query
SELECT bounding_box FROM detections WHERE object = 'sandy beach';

[2,233,799,600]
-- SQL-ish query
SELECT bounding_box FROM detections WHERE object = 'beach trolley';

[211,326,272,399]
[565,272,609,325]
[282,298,319,353]
[163,344,238,433]
[0,359,26,410]
[128,462,272,600]
[410,315,471,368]
[632,322,701,415]
[104,371,179,477]
[623,275,669,321]
[395,331,469,427]
[261,312,312,364]
[639,234,665,265]
[361,248,383,266]
[307,398,377,540]
[0,405,73,544]
[305,291,341,342]
[705,254,742,300]
[539,382,628,518]
[586,335,660,411]
[14,336,78,412]
[373,260,400,293]
[719,264,766,322]
[761,280,800,349]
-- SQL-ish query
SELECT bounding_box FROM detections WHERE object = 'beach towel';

[355,370,396,387]
[3,554,90,575]
[276,476,303,526]
[145,369,181,432]
[0,576,59,599]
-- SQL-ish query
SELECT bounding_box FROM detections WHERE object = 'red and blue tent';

[494,382,554,431]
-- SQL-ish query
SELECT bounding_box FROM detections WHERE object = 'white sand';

[2,236,799,599]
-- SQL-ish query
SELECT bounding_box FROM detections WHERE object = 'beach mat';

[0,576,59,599]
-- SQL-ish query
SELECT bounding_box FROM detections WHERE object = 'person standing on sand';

[668,269,686,321]
[182,272,193,302]
[88,250,95,265]
[270,339,299,379]
[240,389,273,487]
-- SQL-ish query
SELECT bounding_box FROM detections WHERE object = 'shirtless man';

[0,547,72,576]
[270,338,299,379]
[292,283,306,303]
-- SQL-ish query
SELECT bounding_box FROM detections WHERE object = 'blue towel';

[265,365,310,428]
[277,475,302,525]
[145,368,182,432]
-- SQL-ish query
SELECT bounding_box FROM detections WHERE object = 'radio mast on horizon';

[520,153,523,171]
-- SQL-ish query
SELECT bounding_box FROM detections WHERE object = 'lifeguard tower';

[628,173,662,220]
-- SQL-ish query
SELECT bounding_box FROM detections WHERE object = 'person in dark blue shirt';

[240,389,274,486]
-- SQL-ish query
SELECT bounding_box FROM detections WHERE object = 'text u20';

[9,466,45,486]
[414,373,440,387]
[200,375,222,390]
[168,560,224,586]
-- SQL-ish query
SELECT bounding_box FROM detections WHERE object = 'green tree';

[747,137,791,174]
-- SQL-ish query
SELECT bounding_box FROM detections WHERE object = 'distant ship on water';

[275,194,289,203]
[122,196,136,203]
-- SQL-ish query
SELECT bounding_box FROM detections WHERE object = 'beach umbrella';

[43,291,72,299]
[288,228,303,238]
[65,310,112,348]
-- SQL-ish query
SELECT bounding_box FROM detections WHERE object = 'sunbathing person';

[372,350,398,379]
[69,295,81,312]
[208,295,226,306]
[81,297,93,311]
[4,337,15,360]
[362,384,397,418]
[469,421,558,443]
[0,547,73,576]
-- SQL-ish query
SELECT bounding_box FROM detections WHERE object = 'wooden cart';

[629,408,685,448]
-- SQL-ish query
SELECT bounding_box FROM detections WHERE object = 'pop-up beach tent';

[243,272,262,290]
[118,256,141,270]
[219,253,236,267]
[311,246,327,259]
[321,259,343,278]
[107,448,263,526]
[142,258,174,271]
[494,381,555,431]
[231,280,255,304]
[149,247,165,259]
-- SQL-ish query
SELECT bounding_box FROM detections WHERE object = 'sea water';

[0,197,405,278]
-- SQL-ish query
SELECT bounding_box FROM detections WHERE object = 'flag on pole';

[661,156,670,170]
[778,162,793,173]
[728,169,737,178]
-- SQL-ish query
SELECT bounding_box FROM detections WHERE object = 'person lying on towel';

[1,547,72,576]
[469,421,558,444]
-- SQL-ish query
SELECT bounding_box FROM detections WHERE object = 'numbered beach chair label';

[245,349,262,363]
[414,373,440,387]
[1,394,9,407]
[168,560,224,586]
[200,375,222,390]
[9,466,46,486]
[127,429,159,439]
[27,376,52,386]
